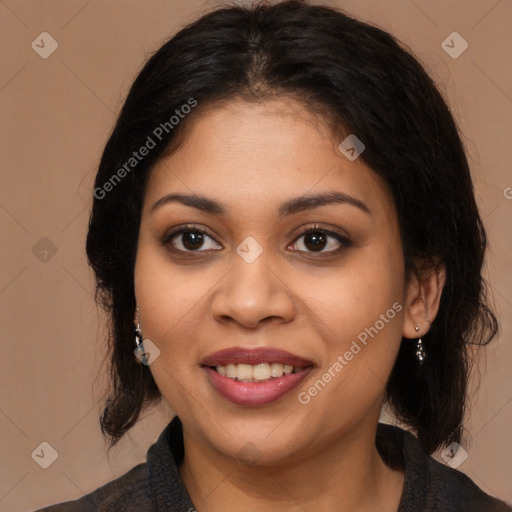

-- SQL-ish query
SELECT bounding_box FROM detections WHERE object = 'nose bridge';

[211,240,295,328]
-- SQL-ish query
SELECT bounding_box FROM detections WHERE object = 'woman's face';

[134,97,411,464]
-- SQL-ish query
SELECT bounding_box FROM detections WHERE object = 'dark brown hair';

[86,0,498,454]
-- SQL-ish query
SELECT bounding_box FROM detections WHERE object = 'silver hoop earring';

[414,325,426,364]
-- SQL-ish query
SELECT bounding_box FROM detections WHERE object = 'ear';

[402,262,446,339]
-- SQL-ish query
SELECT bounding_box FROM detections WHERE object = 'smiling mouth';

[201,347,315,405]
[209,362,314,382]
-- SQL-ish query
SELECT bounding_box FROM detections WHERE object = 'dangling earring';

[414,325,426,365]
[134,310,145,364]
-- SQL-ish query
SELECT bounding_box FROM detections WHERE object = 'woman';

[37,0,511,510]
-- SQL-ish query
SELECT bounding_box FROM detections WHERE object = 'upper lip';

[201,347,314,367]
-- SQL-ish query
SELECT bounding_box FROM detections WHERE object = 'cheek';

[298,252,404,342]
[296,251,405,399]
[133,243,209,364]
[134,245,209,412]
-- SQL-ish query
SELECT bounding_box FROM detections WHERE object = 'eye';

[163,225,222,252]
[289,225,352,254]
[162,224,351,256]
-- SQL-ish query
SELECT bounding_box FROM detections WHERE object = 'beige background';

[0,0,511,510]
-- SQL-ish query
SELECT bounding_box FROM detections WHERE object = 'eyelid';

[289,223,351,243]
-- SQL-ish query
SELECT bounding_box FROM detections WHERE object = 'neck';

[178,416,404,512]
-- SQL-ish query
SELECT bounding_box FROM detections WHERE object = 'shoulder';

[421,453,511,511]
[35,416,194,512]
[377,423,511,512]
[34,462,152,512]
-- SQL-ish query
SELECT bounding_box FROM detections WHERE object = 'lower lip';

[203,367,313,406]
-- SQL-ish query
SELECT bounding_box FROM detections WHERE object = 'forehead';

[143,98,395,222]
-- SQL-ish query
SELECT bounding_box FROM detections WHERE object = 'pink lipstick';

[201,347,314,406]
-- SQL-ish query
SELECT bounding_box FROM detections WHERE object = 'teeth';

[226,363,237,378]
[215,362,305,381]
[236,364,253,381]
[270,363,284,378]
[253,363,271,380]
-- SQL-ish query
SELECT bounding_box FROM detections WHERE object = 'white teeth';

[226,363,237,378]
[215,362,304,381]
[253,363,271,380]
[270,363,284,378]
[236,364,253,381]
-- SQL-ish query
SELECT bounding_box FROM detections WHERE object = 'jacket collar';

[144,416,424,512]
[146,416,195,511]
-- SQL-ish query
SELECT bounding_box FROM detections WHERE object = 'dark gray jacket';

[35,416,511,511]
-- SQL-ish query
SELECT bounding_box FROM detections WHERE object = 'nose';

[210,249,296,330]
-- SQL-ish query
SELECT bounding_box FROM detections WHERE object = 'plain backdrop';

[0,0,511,510]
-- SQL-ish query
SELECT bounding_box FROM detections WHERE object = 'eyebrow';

[151,191,371,217]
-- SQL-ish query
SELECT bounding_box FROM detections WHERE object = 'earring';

[134,314,145,364]
[414,325,426,364]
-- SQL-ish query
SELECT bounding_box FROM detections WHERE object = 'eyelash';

[161,223,352,257]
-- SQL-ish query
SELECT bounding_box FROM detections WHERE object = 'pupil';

[305,232,326,251]
[183,231,204,250]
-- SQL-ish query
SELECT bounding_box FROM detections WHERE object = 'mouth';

[201,347,314,406]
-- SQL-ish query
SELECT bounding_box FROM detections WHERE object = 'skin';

[134,97,446,511]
